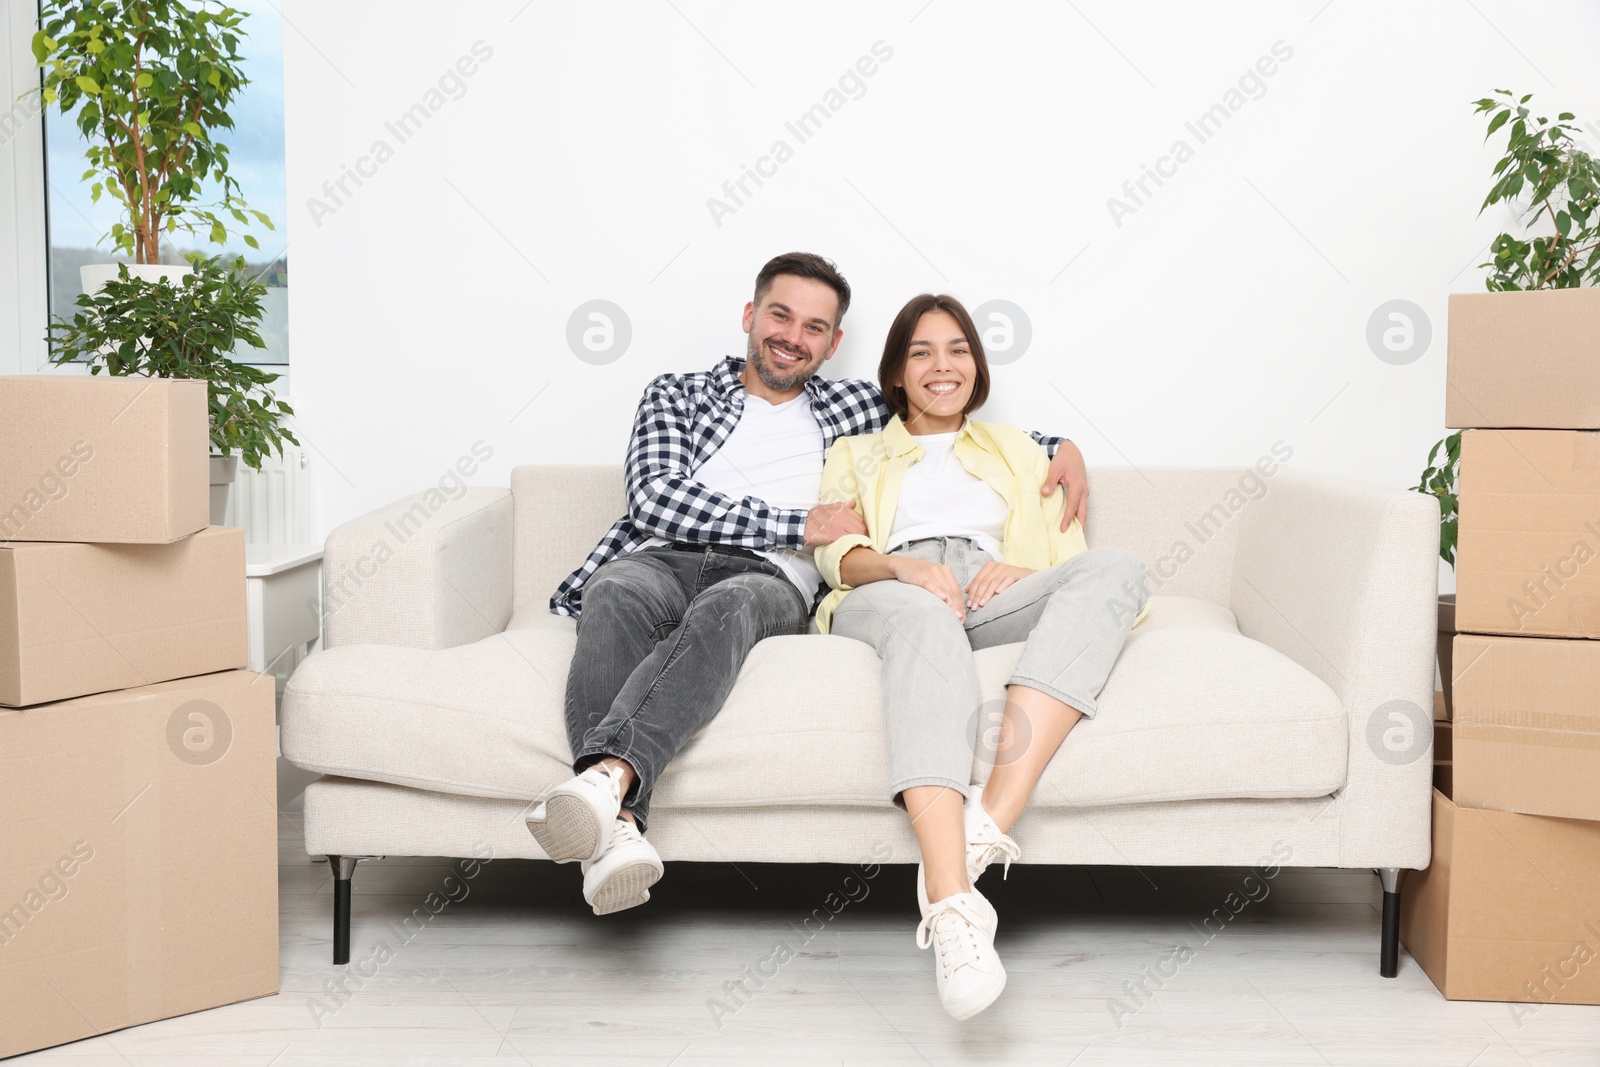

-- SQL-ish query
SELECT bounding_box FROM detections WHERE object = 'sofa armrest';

[1231,466,1440,869]
[321,487,513,650]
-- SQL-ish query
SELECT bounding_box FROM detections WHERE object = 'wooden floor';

[13,805,1600,1065]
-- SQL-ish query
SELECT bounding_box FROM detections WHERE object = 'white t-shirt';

[641,392,824,602]
[885,430,1010,561]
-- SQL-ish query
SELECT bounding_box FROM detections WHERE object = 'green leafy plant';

[1474,89,1600,291]
[1411,433,1460,568]
[46,258,297,469]
[31,0,273,263]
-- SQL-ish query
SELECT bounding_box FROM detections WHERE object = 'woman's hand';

[965,562,1035,610]
[888,556,968,620]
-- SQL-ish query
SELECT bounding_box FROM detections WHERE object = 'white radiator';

[228,442,321,805]
[225,447,315,544]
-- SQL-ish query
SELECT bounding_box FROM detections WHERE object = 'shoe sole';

[527,794,605,863]
[587,860,663,916]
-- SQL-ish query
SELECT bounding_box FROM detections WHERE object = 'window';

[42,0,288,364]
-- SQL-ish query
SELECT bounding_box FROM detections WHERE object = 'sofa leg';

[327,855,380,965]
[1379,867,1401,978]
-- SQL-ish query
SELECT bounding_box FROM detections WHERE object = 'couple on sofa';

[530,252,1149,1019]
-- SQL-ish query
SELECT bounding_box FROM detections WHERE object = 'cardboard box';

[1446,288,1600,429]
[1434,690,1449,722]
[1434,761,1453,797]
[0,527,247,707]
[1451,632,1600,822]
[0,376,209,544]
[1455,430,1600,639]
[1401,789,1600,1006]
[0,670,278,1059]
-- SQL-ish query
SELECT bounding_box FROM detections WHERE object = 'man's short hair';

[753,252,851,328]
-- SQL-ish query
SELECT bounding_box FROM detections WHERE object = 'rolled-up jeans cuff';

[1006,675,1098,718]
[889,775,970,809]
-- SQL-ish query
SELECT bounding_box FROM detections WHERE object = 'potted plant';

[31,0,274,293]
[45,257,298,523]
[31,0,279,512]
[1424,89,1598,711]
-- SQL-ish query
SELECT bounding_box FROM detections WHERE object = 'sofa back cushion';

[511,465,628,616]
[509,463,1260,617]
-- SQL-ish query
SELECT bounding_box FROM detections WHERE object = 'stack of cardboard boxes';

[1400,289,1600,1008]
[0,377,279,1059]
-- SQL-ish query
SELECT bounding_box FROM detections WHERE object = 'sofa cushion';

[280,594,1346,810]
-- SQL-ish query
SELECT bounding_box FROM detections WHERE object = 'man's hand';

[805,500,868,547]
[964,561,1035,610]
[1042,439,1089,532]
[888,555,967,620]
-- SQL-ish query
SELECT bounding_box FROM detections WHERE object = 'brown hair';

[877,293,991,421]
[753,252,852,327]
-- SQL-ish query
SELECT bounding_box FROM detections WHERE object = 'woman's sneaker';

[526,766,624,863]
[964,785,1021,884]
[916,890,1006,1019]
[582,819,664,915]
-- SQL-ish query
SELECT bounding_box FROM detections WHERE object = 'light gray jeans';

[829,537,1148,803]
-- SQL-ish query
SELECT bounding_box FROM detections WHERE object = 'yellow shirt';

[813,415,1150,635]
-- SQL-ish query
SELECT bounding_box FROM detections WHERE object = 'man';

[530,252,1089,915]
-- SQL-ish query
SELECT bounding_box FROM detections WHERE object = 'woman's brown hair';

[877,293,991,421]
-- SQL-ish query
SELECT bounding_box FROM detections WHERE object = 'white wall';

[281,0,1600,596]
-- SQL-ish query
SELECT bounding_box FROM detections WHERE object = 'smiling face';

[741,274,843,399]
[894,309,977,434]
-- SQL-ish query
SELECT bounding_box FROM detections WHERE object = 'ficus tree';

[1475,89,1600,291]
[32,0,274,264]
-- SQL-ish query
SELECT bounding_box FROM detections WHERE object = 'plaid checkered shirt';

[550,355,1065,619]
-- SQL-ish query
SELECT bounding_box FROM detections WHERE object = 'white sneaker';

[964,785,1021,884]
[916,890,1006,1020]
[582,819,664,916]
[526,766,624,863]
[915,786,1022,911]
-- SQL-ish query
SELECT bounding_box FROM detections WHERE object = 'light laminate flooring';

[12,805,1600,1066]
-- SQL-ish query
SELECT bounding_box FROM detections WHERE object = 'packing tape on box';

[1458,723,1600,750]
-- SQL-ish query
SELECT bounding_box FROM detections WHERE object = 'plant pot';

[79,261,192,294]
[210,454,238,526]
[1445,288,1600,429]
[1437,593,1456,717]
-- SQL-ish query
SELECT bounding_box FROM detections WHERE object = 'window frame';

[31,0,291,373]
[0,0,51,378]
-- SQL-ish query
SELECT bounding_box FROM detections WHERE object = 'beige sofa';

[280,463,1439,971]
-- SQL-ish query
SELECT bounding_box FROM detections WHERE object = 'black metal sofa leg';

[1379,867,1400,977]
[327,855,377,965]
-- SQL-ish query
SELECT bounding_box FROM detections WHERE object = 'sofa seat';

[280,593,1346,811]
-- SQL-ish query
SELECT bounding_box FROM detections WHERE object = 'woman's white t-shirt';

[885,430,1010,561]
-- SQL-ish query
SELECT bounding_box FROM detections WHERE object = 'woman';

[814,293,1150,1020]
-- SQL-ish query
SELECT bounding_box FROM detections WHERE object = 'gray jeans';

[563,544,810,831]
[828,537,1147,803]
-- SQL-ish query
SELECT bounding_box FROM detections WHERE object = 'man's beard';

[746,336,814,392]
